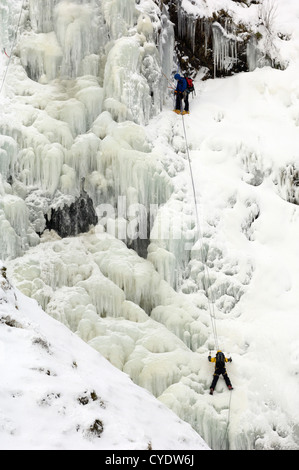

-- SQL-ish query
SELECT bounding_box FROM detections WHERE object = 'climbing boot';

[228,385,233,391]
[209,388,214,395]
[182,110,190,115]
[173,109,181,114]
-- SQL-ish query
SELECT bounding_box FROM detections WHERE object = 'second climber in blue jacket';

[173,73,189,115]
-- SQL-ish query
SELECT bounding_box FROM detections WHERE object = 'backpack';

[185,77,194,93]
[215,351,225,368]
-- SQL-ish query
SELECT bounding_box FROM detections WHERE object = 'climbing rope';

[0,0,25,96]
[181,108,233,450]
[181,112,219,351]
[219,386,233,449]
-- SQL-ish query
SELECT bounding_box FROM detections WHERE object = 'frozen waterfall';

[2,0,299,452]
[0,0,175,261]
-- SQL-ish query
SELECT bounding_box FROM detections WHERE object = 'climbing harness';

[0,0,25,96]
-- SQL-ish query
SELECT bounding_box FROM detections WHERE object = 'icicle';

[0,1,10,51]
[177,7,197,54]
[0,135,17,180]
[212,22,240,77]
[158,8,175,97]
[0,193,39,260]
[101,0,136,40]
[29,0,59,34]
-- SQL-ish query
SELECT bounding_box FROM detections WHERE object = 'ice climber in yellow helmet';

[208,350,233,395]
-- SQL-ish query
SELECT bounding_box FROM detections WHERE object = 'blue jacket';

[174,73,187,93]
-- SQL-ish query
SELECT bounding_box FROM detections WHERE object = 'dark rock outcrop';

[45,191,98,238]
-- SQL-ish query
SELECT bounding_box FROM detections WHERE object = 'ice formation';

[1,0,299,452]
[0,0,175,260]
[172,0,288,77]
[0,264,209,450]
[212,22,240,77]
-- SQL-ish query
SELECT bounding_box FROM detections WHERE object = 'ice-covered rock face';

[0,0,175,260]
[2,0,299,452]
[23,0,109,80]
[0,262,210,450]
[6,232,209,397]
[167,0,289,78]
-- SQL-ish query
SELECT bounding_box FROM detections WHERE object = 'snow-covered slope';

[1,0,299,451]
[147,65,299,451]
[0,263,208,450]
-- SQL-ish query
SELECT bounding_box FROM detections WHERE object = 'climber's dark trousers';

[210,367,232,390]
[175,92,189,112]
